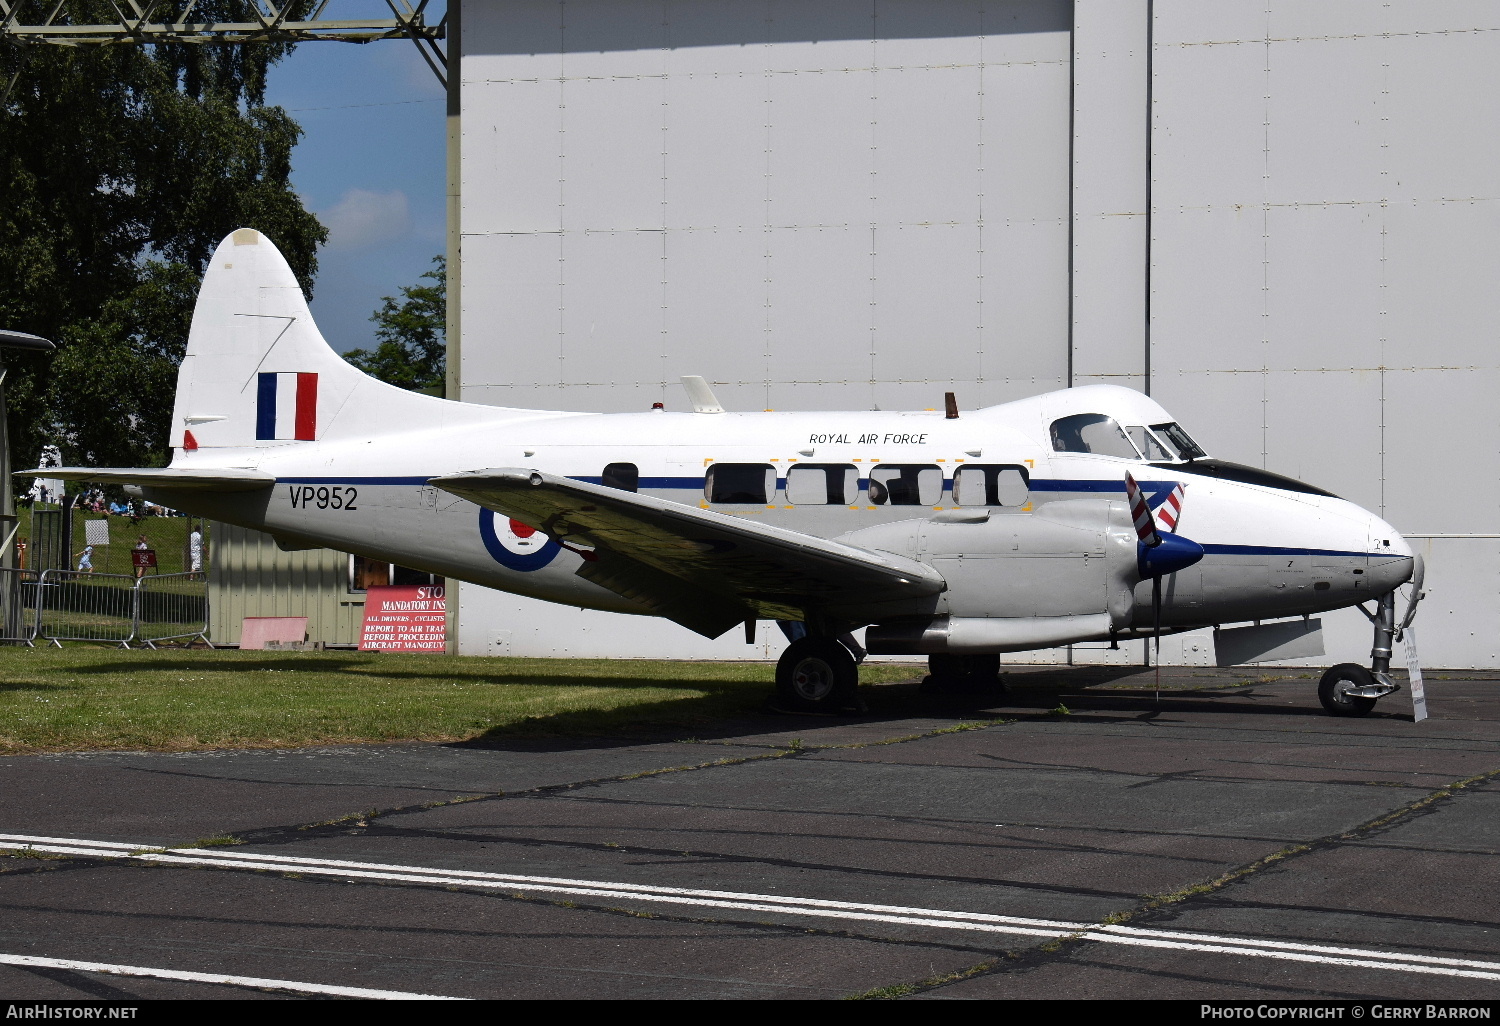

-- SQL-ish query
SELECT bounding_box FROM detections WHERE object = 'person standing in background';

[188,525,203,577]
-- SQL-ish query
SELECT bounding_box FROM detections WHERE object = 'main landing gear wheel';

[920,654,1005,695]
[1318,663,1379,717]
[775,637,860,713]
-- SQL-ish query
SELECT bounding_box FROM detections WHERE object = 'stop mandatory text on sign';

[358,584,446,652]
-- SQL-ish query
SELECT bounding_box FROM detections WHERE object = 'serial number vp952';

[289,485,358,511]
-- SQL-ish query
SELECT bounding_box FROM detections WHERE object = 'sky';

[261,2,448,355]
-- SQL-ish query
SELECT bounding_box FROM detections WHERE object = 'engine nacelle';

[840,499,1140,654]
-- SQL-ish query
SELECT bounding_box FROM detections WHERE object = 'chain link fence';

[4,569,209,647]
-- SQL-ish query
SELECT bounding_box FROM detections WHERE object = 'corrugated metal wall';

[207,522,365,646]
[455,0,1500,665]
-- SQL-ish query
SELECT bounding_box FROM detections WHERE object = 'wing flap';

[22,467,275,492]
[432,469,944,627]
[575,551,750,639]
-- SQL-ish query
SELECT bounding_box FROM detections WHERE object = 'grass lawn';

[0,648,924,754]
[17,505,205,576]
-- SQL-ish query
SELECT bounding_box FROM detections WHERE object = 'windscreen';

[1150,422,1208,461]
[1127,426,1175,462]
[1049,414,1141,459]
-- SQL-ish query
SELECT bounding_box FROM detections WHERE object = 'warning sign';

[358,585,446,652]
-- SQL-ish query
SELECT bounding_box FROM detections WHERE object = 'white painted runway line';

[0,952,463,1000]
[4,833,1498,984]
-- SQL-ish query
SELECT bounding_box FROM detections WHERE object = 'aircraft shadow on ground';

[451,666,1360,753]
[50,657,1398,755]
[0,681,65,693]
[64,656,370,675]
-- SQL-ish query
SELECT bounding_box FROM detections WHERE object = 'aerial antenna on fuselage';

[680,376,725,414]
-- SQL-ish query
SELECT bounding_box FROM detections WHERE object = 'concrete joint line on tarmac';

[226,718,1010,848]
[845,764,1500,1000]
[4,826,1500,995]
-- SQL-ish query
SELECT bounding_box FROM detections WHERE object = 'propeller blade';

[1128,473,1205,579]
[1156,482,1187,533]
[1153,573,1162,703]
[1125,472,1161,548]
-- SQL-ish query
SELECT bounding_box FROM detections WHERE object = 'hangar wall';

[456,0,1500,667]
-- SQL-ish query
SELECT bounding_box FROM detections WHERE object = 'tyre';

[776,637,860,712]
[921,653,1004,695]
[1318,663,1379,717]
[962,654,1004,692]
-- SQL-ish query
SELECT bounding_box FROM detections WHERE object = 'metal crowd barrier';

[4,568,210,648]
[135,572,211,647]
[0,567,41,643]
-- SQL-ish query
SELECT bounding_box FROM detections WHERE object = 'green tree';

[0,1,326,471]
[345,256,446,397]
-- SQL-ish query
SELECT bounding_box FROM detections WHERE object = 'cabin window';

[786,464,858,505]
[602,462,639,492]
[1150,421,1208,461]
[1126,426,1175,462]
[350,555,445,592]
[705,463,776,504]
[868,464,942,506]
[953,465,1030,507]
[1049,413,1140,459]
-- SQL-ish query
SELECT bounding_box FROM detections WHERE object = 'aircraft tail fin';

[170,228,444,455]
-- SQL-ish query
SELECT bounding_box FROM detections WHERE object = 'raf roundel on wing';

[478,509,562,572]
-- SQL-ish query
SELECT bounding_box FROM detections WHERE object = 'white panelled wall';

[456,0,1500,667]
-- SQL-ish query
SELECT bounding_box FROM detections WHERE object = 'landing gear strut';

[1319,590,1402,717]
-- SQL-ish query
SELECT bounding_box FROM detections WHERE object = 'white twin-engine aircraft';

[45,230,1423,716]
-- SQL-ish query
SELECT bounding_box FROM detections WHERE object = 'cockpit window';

[1049,414,1141,459]
[1149,422,1208,461]
[1127,426,1176,462]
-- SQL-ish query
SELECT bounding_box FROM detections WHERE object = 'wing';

[433,469,945,639]
[22,467,274,491]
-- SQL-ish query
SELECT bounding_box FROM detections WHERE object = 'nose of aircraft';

[1363,509,1415,593]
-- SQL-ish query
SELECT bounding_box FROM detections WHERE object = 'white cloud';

[321,188,412,250]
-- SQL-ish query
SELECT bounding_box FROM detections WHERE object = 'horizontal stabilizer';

[21,467,275,492]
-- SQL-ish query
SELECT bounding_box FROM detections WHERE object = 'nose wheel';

[1320,589,1407,716]
[1317,663,1381,717]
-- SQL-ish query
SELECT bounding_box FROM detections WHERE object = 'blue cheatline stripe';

[270,474,1199,508]
[278,477,431,485]
[1032,477,1186,507]
[1200,544,1375,558]
[1031,478,1127,492]
[255,373,277,440]
[574,476,700,489]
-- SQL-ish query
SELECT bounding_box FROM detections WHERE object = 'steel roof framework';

[0,1,448,98]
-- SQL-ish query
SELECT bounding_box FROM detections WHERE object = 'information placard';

[358,585,446,652]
